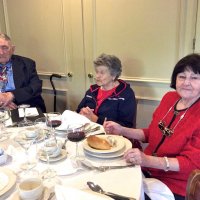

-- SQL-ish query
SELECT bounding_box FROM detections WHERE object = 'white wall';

[0,0,199,128]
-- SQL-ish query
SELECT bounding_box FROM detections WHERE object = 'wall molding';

[38,71,67,78]
[42,86,68,93]
[121,76,170,84]
[136,95,162,102]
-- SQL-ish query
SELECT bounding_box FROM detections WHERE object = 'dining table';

[0,109,144,200]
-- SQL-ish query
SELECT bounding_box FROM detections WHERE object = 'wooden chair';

[185,169,200,200]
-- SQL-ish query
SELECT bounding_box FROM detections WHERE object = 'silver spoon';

[87,181,136,200]
[61,138,68,149]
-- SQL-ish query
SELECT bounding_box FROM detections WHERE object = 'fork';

[85,126,100,134]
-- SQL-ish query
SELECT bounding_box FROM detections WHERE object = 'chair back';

[186,169,200,200]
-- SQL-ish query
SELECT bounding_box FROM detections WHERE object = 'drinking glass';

[67,125,86,163]
[46,112,62,131]
[18,136,37,170]
[34,117,49,139]
[46,112,61,145]
[18,104,33,126]
[0,107,11,141]
[40,134,58,180]
[17,135,39,180]
[34,117,58,180]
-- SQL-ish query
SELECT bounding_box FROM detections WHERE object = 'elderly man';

[0,33,46,112]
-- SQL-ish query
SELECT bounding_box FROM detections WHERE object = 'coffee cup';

[24,127,38,138]
[18,178,44,200]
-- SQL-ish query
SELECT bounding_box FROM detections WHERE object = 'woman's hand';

[103,121,123,135]
[123,148,147,166]
[79,106,98,122]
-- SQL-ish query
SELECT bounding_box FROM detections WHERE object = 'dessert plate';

[83,135,125,154]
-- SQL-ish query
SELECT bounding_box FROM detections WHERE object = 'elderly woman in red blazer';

[104,54,200,200]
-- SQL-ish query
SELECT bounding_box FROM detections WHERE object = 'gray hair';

[0,33,11,41]
[94,53,122,80]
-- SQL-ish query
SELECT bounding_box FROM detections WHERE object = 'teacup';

[19,178,44,200]
[24,127,38,138]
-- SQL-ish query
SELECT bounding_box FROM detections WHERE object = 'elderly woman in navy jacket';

[77,53,136,128]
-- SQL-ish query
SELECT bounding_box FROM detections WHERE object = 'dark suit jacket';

[7,55,46,112]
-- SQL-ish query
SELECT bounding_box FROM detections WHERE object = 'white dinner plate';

[83,135,125,154]
[39,149,68,163]
[0,168,16,199]
[83,138,132,159]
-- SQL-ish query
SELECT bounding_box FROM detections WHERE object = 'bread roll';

[87,135,112,150]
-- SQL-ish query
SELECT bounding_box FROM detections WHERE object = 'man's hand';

[0,92,16,108]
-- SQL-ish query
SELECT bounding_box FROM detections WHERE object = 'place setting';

[38,141,68,163]
[82,134,132,160]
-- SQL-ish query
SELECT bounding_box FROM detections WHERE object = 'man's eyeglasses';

[0,46,10,52]
[158,121,173,137]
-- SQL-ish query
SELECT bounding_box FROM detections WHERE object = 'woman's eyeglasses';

[158,121,173,137]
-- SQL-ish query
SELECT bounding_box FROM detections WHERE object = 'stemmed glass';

[46,112,62,131]
[46,112,61,145]
[18,136,37,170]
[34,117,49,137]
[15,126,39,180]
[36,117,58,180]
[18,104,33,126]
[67,125,86,163]
[0,107,11,141]
[40,134,58,180]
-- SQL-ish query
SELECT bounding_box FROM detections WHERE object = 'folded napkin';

[56,110,90,131]
[143,178,175,200]
[18,107,39,117]
[55,185,111,200]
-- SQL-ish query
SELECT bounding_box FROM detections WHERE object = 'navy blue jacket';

[77,79,136,128]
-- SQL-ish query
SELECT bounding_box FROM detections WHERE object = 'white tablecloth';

[0,126,143,200]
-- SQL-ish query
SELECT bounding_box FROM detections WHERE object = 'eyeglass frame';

[0,45,11,52]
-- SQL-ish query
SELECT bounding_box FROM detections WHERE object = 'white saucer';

[39,149,68,163]
[9,187,48,200]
